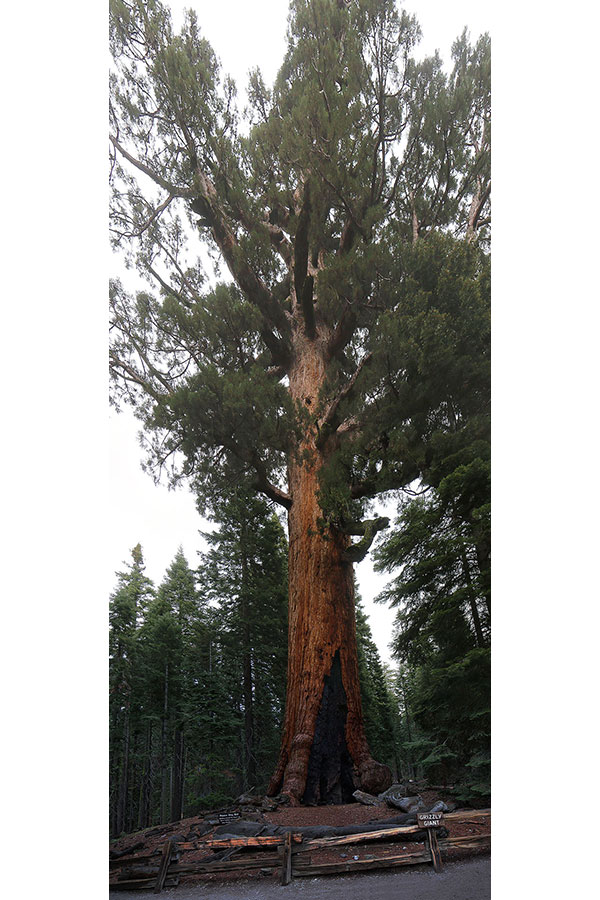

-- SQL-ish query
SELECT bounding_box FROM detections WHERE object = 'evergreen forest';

[109,0,490,835]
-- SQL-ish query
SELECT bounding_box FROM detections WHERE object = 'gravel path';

[110,857,490,900]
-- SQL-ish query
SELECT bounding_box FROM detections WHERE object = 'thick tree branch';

[350,456,421,501]
[192,168,292,367]
[317,352,373,448]
[467,182,491,241]
[250,452,292,509]
[263,219,293,266]
[338,217,358,255]
[293,181,316,338]
[341,516,390,563]
[327,298,358,359]
[252,473,293,510]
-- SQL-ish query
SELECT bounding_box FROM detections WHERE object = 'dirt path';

[109,857,490,899]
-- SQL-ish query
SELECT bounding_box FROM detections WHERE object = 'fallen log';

[211,815,418,841]
[295,823,431,854]
[117,866,160,879]
[110,842,146,860]
[177,834,303,851]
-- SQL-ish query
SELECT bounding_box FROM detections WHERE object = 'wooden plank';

[170,854,280,873]
[281,831,292,885]
[292,850,431,877]
[177,834,302,851]
[439,835,491,850]
[169,855,313,876]
[427,827,443,873]
[296,823,424,853]
[110,876,179,891]
[443,809,491,822]
[110,852,164,867]
[153,839,174,893]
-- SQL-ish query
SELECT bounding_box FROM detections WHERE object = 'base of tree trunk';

[268,651,392,804]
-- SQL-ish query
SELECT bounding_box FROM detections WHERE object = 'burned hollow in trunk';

[303,650,355,804]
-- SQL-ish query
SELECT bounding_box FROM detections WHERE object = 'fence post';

[426,828,443,872]
[154,839,174,893]
[417,812,444,873]
[280,831,293,885]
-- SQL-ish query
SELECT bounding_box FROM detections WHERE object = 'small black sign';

[218,812,241,824]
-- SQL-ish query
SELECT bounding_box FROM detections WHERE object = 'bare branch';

[109,354,165,403]
[127,193,176,239]
[110,134,192,198]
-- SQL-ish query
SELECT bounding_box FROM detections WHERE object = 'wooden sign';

[417,813,444,872]
[417,812,444,828]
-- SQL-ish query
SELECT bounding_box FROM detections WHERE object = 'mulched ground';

[110,796,490,888]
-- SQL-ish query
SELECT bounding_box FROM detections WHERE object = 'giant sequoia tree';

[110,0,490,803]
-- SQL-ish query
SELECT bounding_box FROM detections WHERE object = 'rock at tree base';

[386,794,427,813]
[358,759,393,796]
[352,789,382,806]
[428,800,451,813]
[377,783,407,801]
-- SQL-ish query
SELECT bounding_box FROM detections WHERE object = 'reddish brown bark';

[267,328,391,802]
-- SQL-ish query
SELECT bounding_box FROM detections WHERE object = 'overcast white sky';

[109,0,494,666]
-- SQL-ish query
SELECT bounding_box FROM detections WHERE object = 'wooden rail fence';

[109,809,491,891]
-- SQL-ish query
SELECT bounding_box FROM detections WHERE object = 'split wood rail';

[109,809,491,891]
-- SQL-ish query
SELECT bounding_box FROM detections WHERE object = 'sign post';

[417,812,444,873]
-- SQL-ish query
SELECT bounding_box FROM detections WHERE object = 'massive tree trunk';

[268,329,391,803]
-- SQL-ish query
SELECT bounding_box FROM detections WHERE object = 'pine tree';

[198,488,288,795]
[110,0,490,802]
[109,544,155,835]
[355,601,401,777]
[374,427,490,797]
[157,549,198,820]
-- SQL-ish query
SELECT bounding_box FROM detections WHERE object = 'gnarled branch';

[341,516,390,563]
